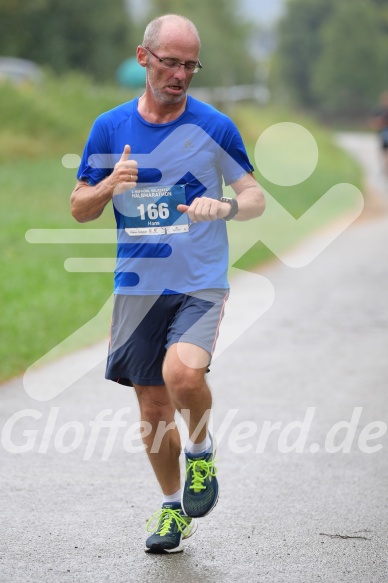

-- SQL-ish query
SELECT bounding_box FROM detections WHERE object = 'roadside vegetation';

[0,76,362,381]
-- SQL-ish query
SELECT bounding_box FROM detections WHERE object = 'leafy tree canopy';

[275,0,388,116]
[0,0,257,87]
[0,0,135,82]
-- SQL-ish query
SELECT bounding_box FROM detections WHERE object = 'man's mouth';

[167,85,184,92]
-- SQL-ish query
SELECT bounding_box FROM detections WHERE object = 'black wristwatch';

[220,197,239,221]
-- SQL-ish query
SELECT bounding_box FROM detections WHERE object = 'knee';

[163,364,204,401]
[135,388,175,427]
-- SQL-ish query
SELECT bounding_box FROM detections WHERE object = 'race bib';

[121,185,188,236]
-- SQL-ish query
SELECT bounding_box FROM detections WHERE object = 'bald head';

[143,14,201,52]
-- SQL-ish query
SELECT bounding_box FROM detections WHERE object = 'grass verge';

[0,80,362,382]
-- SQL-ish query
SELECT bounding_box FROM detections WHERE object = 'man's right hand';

[70,145,139,223]
[111,144,138,194]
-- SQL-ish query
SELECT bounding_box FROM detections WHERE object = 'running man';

[70,14,265,553]
[371,91,388,176]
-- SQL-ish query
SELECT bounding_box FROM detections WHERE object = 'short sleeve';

[76,115,113,186]
[217,117,254,185]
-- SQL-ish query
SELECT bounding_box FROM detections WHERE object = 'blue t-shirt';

[77,96,254,295]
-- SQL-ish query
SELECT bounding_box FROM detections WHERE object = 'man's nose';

[174,64,188,80]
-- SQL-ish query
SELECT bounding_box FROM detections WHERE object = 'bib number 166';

[136,202,170,221]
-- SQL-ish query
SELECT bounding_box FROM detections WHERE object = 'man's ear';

[137,46,148,68]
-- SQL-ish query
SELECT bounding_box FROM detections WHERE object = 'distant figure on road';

[70,14,265,554]
[371,91,388,176]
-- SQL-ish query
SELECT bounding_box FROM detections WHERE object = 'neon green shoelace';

[186,458,218,493]
[146,508,190,536]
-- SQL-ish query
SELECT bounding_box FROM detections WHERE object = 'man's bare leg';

[133,340,212,496]
[133,384,181,496]
[162,342,212,444]
[163,342,219,518]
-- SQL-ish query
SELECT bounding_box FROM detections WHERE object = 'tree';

[313,0,387,116]
[274,0,388,116]
[275,0,335,107]
[0,0,135,82]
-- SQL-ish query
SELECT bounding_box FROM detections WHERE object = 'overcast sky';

[237,0,285,24]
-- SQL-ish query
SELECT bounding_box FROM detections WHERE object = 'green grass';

[0,73,138,162]
[0,158,115,379]
[227,105,363,269]
[0,78,363,382]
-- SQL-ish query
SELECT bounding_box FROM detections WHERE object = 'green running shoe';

[182,435,219,518]
[145,502,197,554]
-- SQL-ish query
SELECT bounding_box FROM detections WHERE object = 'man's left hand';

[177,197,231,223]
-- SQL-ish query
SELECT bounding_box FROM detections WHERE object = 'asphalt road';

[1,134,387,583]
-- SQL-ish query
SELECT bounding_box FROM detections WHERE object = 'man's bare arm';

[70,145,138,223]
[177,173,265,223]
[229,172,265,221]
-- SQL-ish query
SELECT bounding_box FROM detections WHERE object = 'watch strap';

[220,197,239,221]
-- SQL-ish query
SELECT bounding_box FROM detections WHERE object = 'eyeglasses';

[142,46,202,74]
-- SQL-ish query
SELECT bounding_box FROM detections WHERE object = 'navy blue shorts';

[105,289,229,387]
